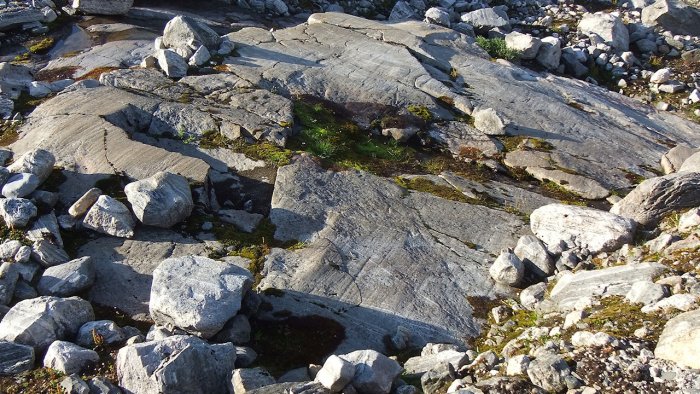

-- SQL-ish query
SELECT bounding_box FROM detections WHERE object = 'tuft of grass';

[0,121,21,146]
[475,36,521,61]
[198,129,294,167]
[541,180,588,206]
[395,177,468,203]
[497,136,554,153]
[28,37,55,54]
[290,98,415,175]
[571,295,672,343]
[407,105,433,122]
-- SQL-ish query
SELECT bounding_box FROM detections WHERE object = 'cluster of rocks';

[413,0,700,116]
[142,16,236,78]
[0,0,58,36]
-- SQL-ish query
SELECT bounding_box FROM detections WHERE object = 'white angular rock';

[460,7,509,30]
[0,296,94,351]
[655,309,700,368]
[117,335,235,394]
[536,37,561,70]
[403,349,468,376]
[124,172,193,228]
[340,350,402,394]
[43,340,99,375]
[472,107,506,135]
[650,68,672,84]
[316,355,355,391]
[31,239,70,267]
[150,255,253,338]
[7,149,55,182]
[526,352,571,393]
[642,293,698,313]
[514,235,553,278]
[0,198,37,228]
[72,0,133,15]
[678,208,700,232]
[642,0,700,36]
[489,250,524,286]
[570,331,618,348]
[0,240,22,260]
[625,280,668,305]
[506,354,530,376]
[162,15,222,51]
[424,7,450,27]
[37,257,95,297]
[531,204,635,254]
[157,49,188,79]
[76,320,126,348]
[578,12,629,51]
[68,187,101,218]
[82,195,135,238]
[505,32,542,60]
[188,45,211,67]
[661,145,697,174]
[680,151,700,173]
[2,173,41,198]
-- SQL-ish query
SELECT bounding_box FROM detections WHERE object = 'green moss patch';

[475,37,521,61]
[571,295,673,343]
[28,37,55,54]
[289,98,416,176]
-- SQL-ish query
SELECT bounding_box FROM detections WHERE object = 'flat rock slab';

[79,229,208,321]
[547,263,667,311]
[261,157,526,349]
[10,86,210,204]
[42,39,154,79]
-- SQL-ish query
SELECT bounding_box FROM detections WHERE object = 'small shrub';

[29,37,55,54]
[407,105,433,122]
[475,36,521,61]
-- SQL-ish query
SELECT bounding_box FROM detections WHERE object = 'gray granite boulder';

[76,320,126,348]
[0,198,37,228]
[0,296,94,351]
[37,257,95,297]
[340,350,402,394]
[43,340,99,375]
[150,255,253,338]
[578,12,629,51]
[655,309,700,369]
[2,173,41,198]
[125,172,193,228]
[117,335,235,394]
[7,149,55,183]
[531,204,636,253]
[642,0,700,36]
[162,15,222,51]
[82,195,135,238]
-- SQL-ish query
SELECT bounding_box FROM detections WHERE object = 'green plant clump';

[290,99,415,174]
[29,37,55,54]
[407,105,433,122]
[475,36,521,61]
